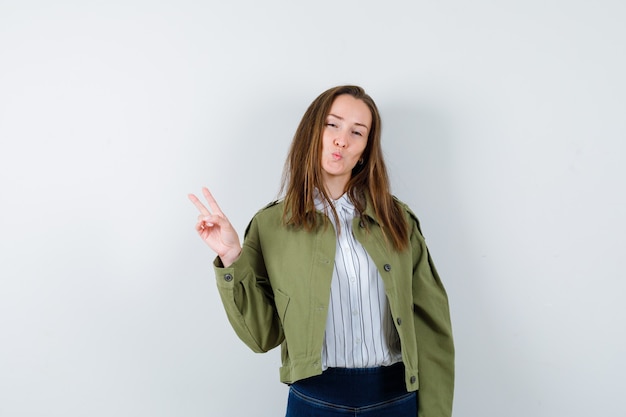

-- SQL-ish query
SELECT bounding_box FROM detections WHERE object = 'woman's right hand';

[188,187,241,267]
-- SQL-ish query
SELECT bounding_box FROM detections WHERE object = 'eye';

[352,130,365,137]
[325,122,337,128]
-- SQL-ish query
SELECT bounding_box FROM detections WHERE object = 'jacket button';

[224,273,233,282]
[410,376,416,384]
[396,318,402,325]
[384,264,391,271]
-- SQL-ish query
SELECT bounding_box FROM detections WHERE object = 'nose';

[334,131,348,148]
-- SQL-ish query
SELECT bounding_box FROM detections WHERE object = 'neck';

[323,177,348,200]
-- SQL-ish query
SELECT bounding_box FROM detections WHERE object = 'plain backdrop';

[1,1,624,416]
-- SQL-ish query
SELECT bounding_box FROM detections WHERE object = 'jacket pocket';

[274,288,291,326]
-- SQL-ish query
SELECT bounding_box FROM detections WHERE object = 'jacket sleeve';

[213,215,284,353]
[409,212,455,417]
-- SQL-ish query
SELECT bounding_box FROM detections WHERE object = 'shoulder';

[393,196,424,239]
[392,196,424,235]
[243,199,285,236]
[256,199,284,217]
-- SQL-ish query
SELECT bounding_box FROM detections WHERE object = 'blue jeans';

[285,363,417,416]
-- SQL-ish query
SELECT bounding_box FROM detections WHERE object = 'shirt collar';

[313,189,355,216]
[311,188,384,226]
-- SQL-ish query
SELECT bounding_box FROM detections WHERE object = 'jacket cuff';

[213,253,247,288]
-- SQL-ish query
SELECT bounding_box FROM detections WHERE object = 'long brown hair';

[280,85,409,252]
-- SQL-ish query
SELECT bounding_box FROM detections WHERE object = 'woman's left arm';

[409,213,455,417]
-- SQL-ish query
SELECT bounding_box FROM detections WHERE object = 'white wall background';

[1,1,624,416]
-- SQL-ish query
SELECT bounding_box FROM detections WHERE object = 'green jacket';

[213,198,454,417]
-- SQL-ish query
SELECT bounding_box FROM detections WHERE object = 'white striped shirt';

[315,192,402,369]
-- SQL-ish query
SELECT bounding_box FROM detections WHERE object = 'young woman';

[189,85,454,417]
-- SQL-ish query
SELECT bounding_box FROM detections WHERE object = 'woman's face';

[320,94,372,194]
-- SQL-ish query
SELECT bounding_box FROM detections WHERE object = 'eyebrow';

[327,113,370,129]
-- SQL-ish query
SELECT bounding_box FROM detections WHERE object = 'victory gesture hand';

[188,187,241,267]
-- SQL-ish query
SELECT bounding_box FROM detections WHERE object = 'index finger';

[188,192,211,215]
[201,187,225,215]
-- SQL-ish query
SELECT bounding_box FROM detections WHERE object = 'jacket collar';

[361,191,381,226]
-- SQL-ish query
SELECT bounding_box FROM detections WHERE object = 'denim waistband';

[290,362,407,407]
